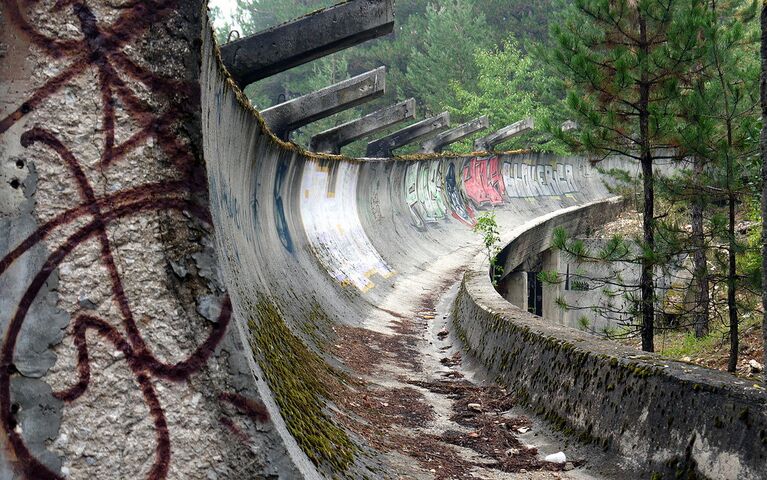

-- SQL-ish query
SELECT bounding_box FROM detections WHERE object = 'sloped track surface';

[202,20,623,479]
[0,2,625,478]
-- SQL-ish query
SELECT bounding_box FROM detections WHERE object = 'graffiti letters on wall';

[502,161,577,198]
[0,2,265,479]
[462,157,506,207]
[403,157,579,230]
[300,161,393,292]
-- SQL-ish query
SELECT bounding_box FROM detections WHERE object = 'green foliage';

[472,211,503,284]
[403,1,492,114]
[448,39,568,153]
[546,0,709,160]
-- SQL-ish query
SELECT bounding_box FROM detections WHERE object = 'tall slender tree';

[760,0,767,380]
[673,0,760,371]
[548,0,707,351]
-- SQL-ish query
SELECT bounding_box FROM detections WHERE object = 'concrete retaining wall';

[454,200,767,479]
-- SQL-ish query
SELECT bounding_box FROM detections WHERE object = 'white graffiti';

[406,161,448,227]
[300,161,393,292]
[502,161,577,198]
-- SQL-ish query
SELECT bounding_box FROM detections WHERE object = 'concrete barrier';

[453,200,767,480]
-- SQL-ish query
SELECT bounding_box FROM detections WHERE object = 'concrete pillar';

[260,67,386,140]
[474,117,534,151]
[504,271,528,311]
[366,112,450,158]
[310,99,416,154]
[420,116,489,153]
[220,0,394,87]
[541,248,564,324]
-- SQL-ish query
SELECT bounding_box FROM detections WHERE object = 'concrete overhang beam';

[474,117,534,151]
[366,111,450,158]
[220,0,395,87]
[420,115,489,153]
[260,67,386,140]
[310,98,416,154]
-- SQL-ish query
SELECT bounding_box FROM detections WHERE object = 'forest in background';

[211,0,766,379]
[210,0,563,155]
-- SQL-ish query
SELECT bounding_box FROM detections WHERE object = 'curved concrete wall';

[453,201,767,480]
[199,17,622,480]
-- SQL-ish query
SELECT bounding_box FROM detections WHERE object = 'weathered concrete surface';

[366,111,450,157]
[475,117,535,150]
[310,98,416,154]
[454,200,767,480]
[0,3,296,479]
[220,0,394,88]
[261,67,386,140]
[420,115,489,153]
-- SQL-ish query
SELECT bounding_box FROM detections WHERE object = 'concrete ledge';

[220,0,394,87]
[453,198,767,480]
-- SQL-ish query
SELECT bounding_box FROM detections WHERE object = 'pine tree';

[448,39,567,153]
[668,0,758,372]
[402,1,492,114]
[548,0,708,351]
[760,0,767,380]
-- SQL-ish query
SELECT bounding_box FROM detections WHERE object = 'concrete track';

[202,24,629,479]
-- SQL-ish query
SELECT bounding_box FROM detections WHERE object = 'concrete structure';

[260,67,386,140]
[561,120,579,132]
[309,99,416,154]
[419,116,489,153]
[474,117,535,151]
[366,112,450,157]
[2,3,764,480]
[220,0,395,87]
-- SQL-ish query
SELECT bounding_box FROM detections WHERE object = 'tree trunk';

[760,2,767,380]
[639,13,655,352]
[727,190,739,372]
[691,157,709,338]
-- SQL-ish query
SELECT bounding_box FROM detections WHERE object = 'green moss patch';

[249,296,356,471]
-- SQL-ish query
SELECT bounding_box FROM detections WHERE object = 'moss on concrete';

[248,296,356,471]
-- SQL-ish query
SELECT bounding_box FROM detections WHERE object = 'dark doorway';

[527,272,543,316]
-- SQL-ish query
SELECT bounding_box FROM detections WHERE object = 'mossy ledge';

[248,295,356,472]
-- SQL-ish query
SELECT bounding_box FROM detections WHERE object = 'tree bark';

[760,1,767,380]
[727,188,739,372]
[691,157,709,338]
[639,12,655,352]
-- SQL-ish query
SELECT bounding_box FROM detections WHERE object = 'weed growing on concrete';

[473,211,503,285]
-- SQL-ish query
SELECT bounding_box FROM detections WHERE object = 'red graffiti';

[462,157,506,207]
[0,2,262,479]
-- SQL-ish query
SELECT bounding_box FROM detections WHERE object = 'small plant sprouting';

[473,211,503,285]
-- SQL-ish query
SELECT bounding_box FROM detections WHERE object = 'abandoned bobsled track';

[0,1,765,479]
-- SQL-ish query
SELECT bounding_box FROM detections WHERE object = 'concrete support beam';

[474,117,534,151]
[541,248,564,325]
[220,0,395,87]
[504,271,528,311]
[420,116,489,153]
[366,112,450,157]
[310,99,416,154]
[260,67,386,140]
[561,120,579,132]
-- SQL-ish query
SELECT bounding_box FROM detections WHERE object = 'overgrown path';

[332,245,621,479]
